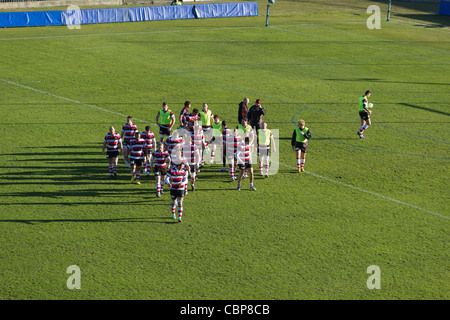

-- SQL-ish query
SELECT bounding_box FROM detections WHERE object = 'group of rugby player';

[102,98,312,222]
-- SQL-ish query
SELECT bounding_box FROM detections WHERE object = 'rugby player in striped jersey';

[188,121,205,191]
[218,120,231,172]
[165,130,184,160]
[169,149,191,196]
[141,126,156,175]
[151,143,170,198]
[226,128,242,181]
[165,130,184,187]
[179,100,191,129]
[121,116,138,168]
[102,126,123,179]
[236,136,256,191]
[127,132,148,185]
[167,163,188,222]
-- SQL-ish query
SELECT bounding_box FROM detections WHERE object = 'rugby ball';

[368,103,373,108]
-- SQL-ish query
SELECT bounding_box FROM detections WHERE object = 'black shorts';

[159,125,171,136]
[107,150,119,159]
[238,163,252,170]
[295,141,308,153]
[154,166,167,176]
[130,158,143,167]
[359,110,370,121]
[170,189,185,199]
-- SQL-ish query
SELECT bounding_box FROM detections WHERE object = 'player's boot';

[250,186,256,191]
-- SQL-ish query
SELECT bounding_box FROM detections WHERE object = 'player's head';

[192,108,199,115]
[298,120,305,129]
[222,120,227,128]
[184,100,191,108]
[127,116,133,124]
[365,90,372,97]
[262,122,267,130]
[109,126,115,134]
[158,142,165,151]
[244,97,249,104]
[162,102,169,111]
[134,131,141,140]
[145,125,151,133]
[213,114,220,123]
[202,103,208,112]
[256,98,261,105]
[241,118,248,126]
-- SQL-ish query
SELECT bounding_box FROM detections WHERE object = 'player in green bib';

[156,102,175,143]
[358,90,372,139]
[200,103,214,167]
[291,119,311,172]
[257,123,276,178]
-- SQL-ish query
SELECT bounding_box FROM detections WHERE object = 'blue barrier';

[0,2,259,28]
[439,0,450,16]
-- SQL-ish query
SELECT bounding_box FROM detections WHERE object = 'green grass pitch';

[0,0,448,300]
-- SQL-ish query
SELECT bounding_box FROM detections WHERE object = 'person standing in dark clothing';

[238,97,250,125]
[248,98,266,131]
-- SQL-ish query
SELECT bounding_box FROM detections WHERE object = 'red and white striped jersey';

[122,123,138,144]
[185,114,200,131]
[236,142,251,164]
[222,128,230,146]
[165,136,183,156]
[168,167,187,191]
[152,150,170,168]
[190,130,204,148]
[180,107,190,127]
[141,131,155,152]
[104,133,122,151]
[128,138,147,159]
[226,134,242,155]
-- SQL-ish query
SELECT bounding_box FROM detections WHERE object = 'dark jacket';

[238,101,248,124]
[247,104,266,128]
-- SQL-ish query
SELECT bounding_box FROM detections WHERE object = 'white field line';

[1,77,447,221]
[275,161,449,221]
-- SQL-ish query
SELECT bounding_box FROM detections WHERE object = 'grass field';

[0,0,449,300]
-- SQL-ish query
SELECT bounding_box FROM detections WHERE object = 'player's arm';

[156,112,161,127]
[271,133,276,153]
[305,130,312,140]
[102,140,107,154]
[150,154,155,172]
[119,139,123,153]
[291,130,296,150]
[170,113,176,129]
[125,145,131,162]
